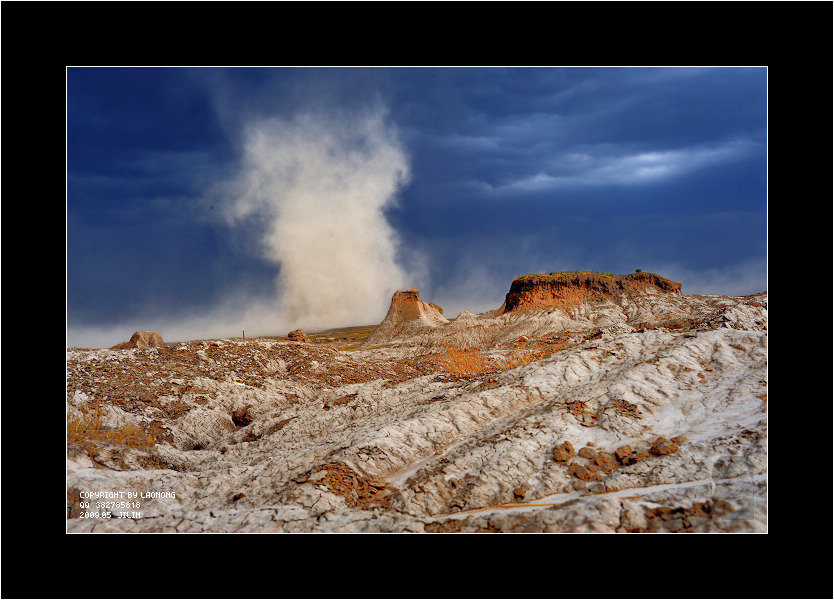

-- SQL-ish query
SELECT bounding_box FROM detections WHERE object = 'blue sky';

[66,67,767,348]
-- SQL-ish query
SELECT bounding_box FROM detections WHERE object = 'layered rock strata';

[503,272,682,313]
[359,289,449,348]
[67,274,766,533]
[111,331,165,350]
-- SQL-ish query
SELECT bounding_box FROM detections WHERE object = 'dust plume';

[213,106,413,332]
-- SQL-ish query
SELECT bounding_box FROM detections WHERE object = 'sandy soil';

[66,284,766,533]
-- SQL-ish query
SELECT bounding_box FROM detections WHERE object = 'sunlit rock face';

[503,272,682,313]
[359,289,449,348]
[66,274,766,533]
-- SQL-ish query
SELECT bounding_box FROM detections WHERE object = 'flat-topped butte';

[503,271,682,313]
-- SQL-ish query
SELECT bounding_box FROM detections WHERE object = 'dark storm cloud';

[378,67,766,311]
[392,67,765,196]
[66,67,767,347]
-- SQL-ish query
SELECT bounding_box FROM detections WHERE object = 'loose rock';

[553,441,575,462]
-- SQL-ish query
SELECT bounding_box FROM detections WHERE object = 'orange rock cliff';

[502,272,682,313]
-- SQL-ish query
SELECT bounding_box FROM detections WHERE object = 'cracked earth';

[67,279,766,533]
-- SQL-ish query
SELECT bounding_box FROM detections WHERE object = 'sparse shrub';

[503,347,551,370]
[439,343,492,374]
[66,400,104,445]
[439,343,555,374]
[67,398,156,451]
[106,423,157,447]
[516,270,618,280]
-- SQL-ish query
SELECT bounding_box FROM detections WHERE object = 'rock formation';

[503,271,682,313]
[359,289,449,348]
[67,273,766,533]
[287,329,312,343]
[355,272,761,354]
[111,331,165,349]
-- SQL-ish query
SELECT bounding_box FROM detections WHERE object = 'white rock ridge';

[66,274,767,532]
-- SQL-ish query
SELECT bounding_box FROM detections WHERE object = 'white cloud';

[487,139,760,193]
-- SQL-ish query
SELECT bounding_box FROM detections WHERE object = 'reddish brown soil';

[297,462,398,509]
[389,289,426,320]
[503,272,682,313]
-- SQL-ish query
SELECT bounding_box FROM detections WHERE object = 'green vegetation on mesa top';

[515,270,621,280]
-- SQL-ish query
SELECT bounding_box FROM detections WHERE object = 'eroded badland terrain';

[66,272,767,533]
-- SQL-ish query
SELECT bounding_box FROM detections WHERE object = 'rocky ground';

[66,273,767,533]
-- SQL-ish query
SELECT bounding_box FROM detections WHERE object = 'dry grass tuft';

[516,270,618,280]
[67,399,105,445]
[438,343,493,374]
[105,422,157,447]
[438,341,562,375]
[67,399,156,451]
[503,347,552,370]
